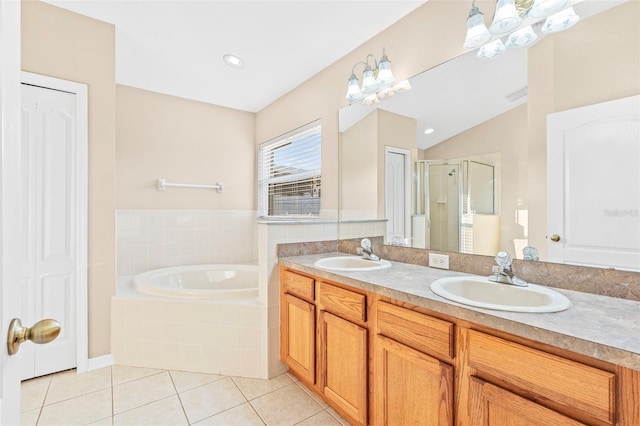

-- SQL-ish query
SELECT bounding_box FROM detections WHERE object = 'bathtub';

[133,264,259,299]
[112,263,263,377]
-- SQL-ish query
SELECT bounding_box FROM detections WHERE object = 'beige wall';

[22,1,116,357]
[527,0,640,257]
[116,85,255,209]
[256,0,470,217]
[340,109,416,219]
[423,104,528,254]
[341,111,378,218]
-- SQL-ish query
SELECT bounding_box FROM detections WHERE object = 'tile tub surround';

[280,253,640,371]
[116,209,257,277]
[111,289,264,378]
[337,240,640,301]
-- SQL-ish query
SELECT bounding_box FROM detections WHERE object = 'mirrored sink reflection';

[314,256,391,272]
[430,276,571,313]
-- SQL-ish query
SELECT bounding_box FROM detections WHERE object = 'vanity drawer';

[318,282,366,323]
[282,270,315,302]
[468,330,615,425]
[376,301,454,362]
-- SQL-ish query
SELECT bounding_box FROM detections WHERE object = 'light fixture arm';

[365,54,378,74]
[350,61,370,76]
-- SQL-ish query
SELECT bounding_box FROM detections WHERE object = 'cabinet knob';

[550,234,561,242]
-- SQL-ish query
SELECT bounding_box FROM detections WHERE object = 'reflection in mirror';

[338,0,639,269]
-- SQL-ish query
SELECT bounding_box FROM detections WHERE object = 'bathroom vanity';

[279,254,640,426]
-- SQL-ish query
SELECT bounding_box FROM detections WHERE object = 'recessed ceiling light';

[223,54,244,69]
[424,128,435,135]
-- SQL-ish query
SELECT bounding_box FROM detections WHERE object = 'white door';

[385,147,411,244]
[547,95,640,270]
[20,83,80,379]
[2,1,23,422]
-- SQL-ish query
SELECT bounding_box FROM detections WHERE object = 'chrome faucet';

[488,251,528,287]
[357,238,380,261]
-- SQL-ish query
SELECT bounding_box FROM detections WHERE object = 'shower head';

[448,169,456,176]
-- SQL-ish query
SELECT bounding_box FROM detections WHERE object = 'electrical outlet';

[429,253,450,269]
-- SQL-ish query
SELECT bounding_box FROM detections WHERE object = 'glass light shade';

[506,25,538,48]
[361,66,378,94]
[489,0,522,34]
[541,7,579,33]
[477,39,506,59]
[345,74,363,103]
[376,55,394,88]
[529,0,567,18]
[464,7,491,49]
[392,80,411,93]
[363,94,380,105]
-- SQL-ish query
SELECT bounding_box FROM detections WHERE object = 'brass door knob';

[550,234,561,242]
[7,318,61,355]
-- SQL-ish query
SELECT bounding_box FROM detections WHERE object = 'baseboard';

[86,354,114,371]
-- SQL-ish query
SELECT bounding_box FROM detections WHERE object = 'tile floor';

[21,365,349,426]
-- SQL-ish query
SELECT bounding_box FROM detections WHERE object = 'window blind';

[258,122,322,218]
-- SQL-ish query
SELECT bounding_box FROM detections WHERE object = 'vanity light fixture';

[505,25,538,48]
[464,0,580,59]
[478,39,507,59]
[489,0,522,34]
[346,48,410,104]
[529,0,567,18]
[223,54,244,69]
[541,7,580,33]
[464,1,491,49]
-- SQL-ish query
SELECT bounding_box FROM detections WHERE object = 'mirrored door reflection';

[414,156,500,255]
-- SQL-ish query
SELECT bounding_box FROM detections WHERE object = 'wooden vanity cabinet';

[280,269,316,386]
[458,329,618,426]
[468,377,587,425]
[318,282,369,425]
[373,300,455,425]
[280,268,369,425]
[280,266,640,426]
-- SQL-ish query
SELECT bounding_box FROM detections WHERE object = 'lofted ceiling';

[43,0,426,113]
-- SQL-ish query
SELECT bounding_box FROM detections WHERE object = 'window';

[258,121,321,218]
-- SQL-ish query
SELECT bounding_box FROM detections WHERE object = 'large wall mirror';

[338,0,639,269]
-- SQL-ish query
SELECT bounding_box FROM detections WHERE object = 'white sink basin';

[314,256,391,272]
[430,276,571,313]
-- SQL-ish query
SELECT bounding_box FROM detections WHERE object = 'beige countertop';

[279,253,640,371]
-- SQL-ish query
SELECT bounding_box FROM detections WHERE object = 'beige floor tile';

[21,377,50,412]
[325,407,350,426]
[193,402,265,425]
[232,373,293,400]
[88,416,115,425]
[294,381,328,409]
[38,388,112,426]
[114,395,188,426]
[20,408,40,426]
[250,383,323,426]
[113,371,176,414]
[295,410,342,426]
[45,367,112,405]
[179,377,247,424]
[169,370,224,393]
[286,372,299,383]
[112,364,164,386]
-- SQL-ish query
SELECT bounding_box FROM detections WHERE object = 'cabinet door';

[319,311,368,425]
[281,293,315,384]
[469,377,586,426]
[374,335,453,426]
